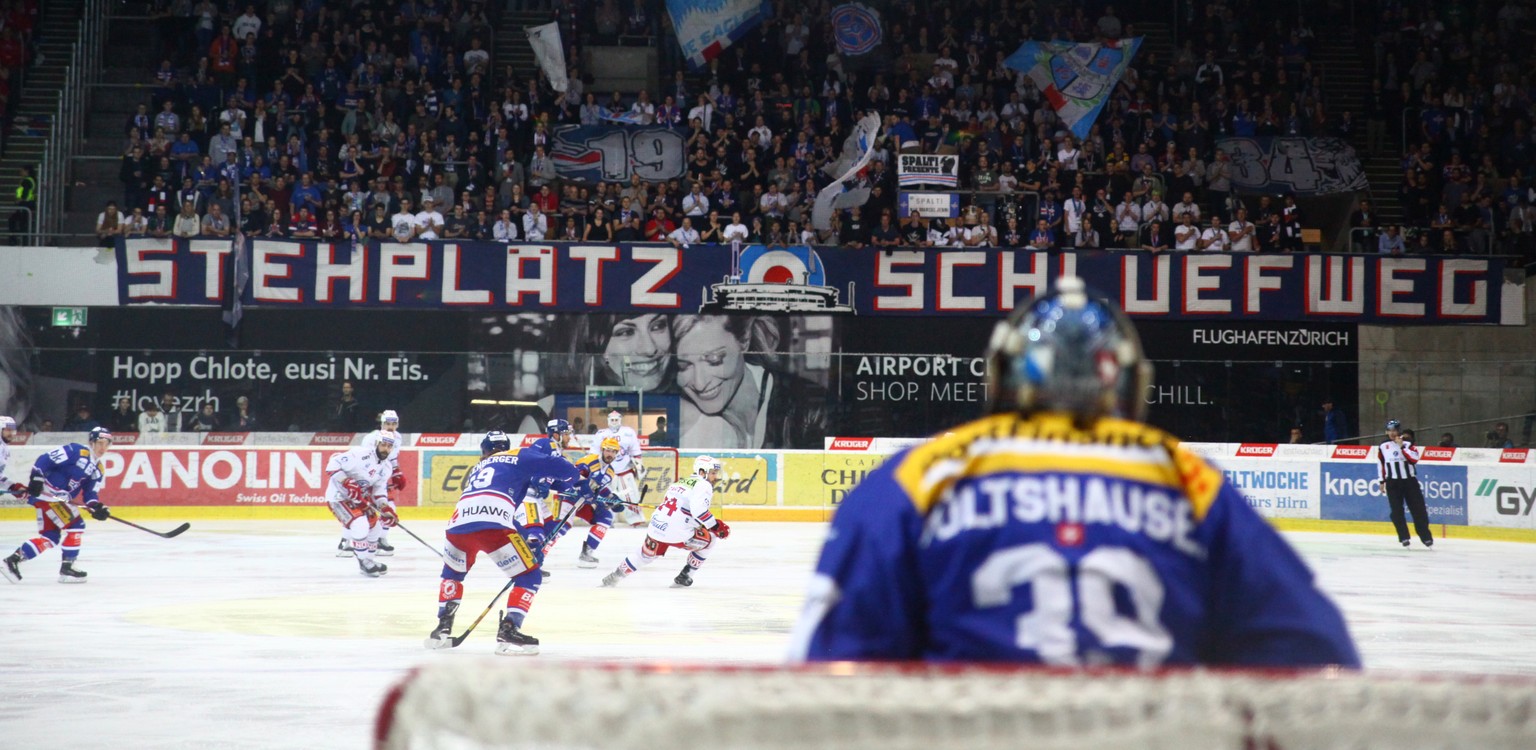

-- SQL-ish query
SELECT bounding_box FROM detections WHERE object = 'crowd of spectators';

[1343,1,1536,262]
[87,0,1535,263]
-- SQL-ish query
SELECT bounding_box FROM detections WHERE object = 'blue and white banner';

[551,124,687,182]
[525,22,569,94]
[665,0,771,69]
[116,239,1520,325]
[1216,137,1370,195]
[1005,37,1142,140]
[831,3,882,56]
[812,112,882,231]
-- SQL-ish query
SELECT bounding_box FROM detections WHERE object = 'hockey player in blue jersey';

[3,427,115,584]
[425,425,607,654]
[789,278,1360,668]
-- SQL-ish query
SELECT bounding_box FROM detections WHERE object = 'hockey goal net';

[638,446,679,496]
[375,662,1536,750]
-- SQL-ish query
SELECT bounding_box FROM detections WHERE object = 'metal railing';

[37,0,109,241]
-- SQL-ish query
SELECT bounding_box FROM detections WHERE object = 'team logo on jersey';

[439,579,459,600]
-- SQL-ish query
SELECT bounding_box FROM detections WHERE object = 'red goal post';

[375,661,1536,750]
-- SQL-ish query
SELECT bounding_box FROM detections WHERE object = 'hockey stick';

[110,515,191,539]
[448,492,591,648]
[391,519,446,560]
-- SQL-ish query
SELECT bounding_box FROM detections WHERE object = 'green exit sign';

[51,307,87,327]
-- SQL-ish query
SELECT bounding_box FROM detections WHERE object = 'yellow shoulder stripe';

[892,412,1223,520]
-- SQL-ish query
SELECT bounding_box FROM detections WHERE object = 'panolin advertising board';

[2,445,418,507]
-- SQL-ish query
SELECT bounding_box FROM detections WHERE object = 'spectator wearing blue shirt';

[1322,399,1348,444]
[1377,225,1406,254]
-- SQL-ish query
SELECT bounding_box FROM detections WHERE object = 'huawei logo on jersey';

[828,437,875,451]
[1420,447,1456,461]
[1331,445,1371,459]
[1236,443,1277,457]
[416,434,459,446]
[1501,448,1530,464]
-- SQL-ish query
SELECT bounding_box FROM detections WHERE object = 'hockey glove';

[6,483,25,497]
[523,525,547,551]
[711,519,731,539]
[379,505,399,529]
[388,470,407,491]
[86,502,111,521]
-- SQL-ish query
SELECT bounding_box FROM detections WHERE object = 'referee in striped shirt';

[1379,420,1434,548]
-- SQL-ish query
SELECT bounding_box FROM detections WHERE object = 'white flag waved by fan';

[526,22,569,93]
[812,112,882,231]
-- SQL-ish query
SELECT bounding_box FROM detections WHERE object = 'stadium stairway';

[61,14,159,241]
[0,0,86,242]
[495,10,545,88]
[1313,30,1404,226]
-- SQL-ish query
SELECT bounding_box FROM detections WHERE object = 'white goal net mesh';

[376,662,1536,750]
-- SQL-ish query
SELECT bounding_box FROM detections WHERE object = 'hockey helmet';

[607,410,623,428]
[600,436,622,454]
[480,430,511,456]
[0,416,15,439]
[693,455,722,476]
[985,276,1152,422]
[88,426,114,446]
[1385,419,1402,432]
[380,409,400,426]
[547,418,573,439]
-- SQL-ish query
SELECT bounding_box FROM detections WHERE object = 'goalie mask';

[985,276,1152,422]
[607,411,623,428]
[480,430,511,457]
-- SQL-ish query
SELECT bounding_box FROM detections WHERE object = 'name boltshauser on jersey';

[1191,328,1350,347]
[919,475,1205,559]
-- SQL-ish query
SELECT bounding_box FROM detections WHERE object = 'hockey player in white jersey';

[338,410,405,557]
[0,416,22,498]
[601,455,730,588]
[325,435,397,577]
[593,410,645,525]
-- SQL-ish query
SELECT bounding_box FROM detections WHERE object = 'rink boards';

[1,433,1533,541]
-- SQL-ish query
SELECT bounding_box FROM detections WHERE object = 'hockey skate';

[357,558,388,577]
[600,568,624,587]
[2,553,21,583]
[577,544,599,568]
[58,561,87,584]
[672,565,694,588]
[1401,540,1411,548]
[424,601,459,650]
[494,615,539,656]
[376,539,395,557]
[336,538,355,557]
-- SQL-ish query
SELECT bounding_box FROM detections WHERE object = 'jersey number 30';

[972,544,1173,668]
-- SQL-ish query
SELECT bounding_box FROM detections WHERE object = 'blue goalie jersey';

[790,412,1360,668]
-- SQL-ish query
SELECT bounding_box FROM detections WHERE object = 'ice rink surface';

[3,520,1535,749]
